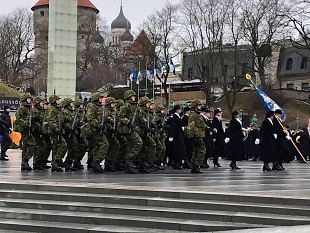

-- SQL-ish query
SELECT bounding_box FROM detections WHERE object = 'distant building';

[31,0,100,93]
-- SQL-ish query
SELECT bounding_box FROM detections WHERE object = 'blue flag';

[129,68,138,81]
[252,84,285,116]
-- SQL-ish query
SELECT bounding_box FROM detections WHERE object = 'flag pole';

[246,74,307,164]
[153,57,155,101]
[145,59,148,97]
[138,62,141,100]
[160,79,163,105]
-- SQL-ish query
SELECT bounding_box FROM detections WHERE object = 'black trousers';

[1,133,12,157]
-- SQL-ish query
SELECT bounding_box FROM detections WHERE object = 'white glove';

[209,132,212,136]
[273,134,278,139]
[168,137,174,142]
[213,128,217,133]
[213,139,216,142]
[286,135,292,141]
[296,136,301,143]
[255,139,260,145]
[224,138,230,143]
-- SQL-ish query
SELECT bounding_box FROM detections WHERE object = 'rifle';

[129,104,138,134]
[112,110,117,138]
[28,107,33,136]
[58,109,63,141]
[100,105,106,133]
[69,110,79,138]
[147,110,151,137]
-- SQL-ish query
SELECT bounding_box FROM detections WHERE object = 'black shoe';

[138,161,151,174]
[272,163,283,171]
[278,163,285,171]
[0,157,9,161]
[33,164,45,171]
[201,162,210,169]
[191,165,203,174]
[173,164,182,170]
[114,161,126,171]
[43,164,51,169]
[263,163,272,171]
[87,163,93,169]
[73,163,84,170]
[214,163,221,168]
[21,161,32,172]
[57,160,65,168]
[93,163,104,173]
[51,162,63,172]
[65,164,78,172]
[183,161,192,169]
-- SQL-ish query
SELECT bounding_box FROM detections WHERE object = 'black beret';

[214,108,222,115]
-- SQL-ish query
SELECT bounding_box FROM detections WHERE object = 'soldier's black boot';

[191,165,203,174]
[33,162,45,171]
[114,161,126,171]
[104,160,116,172]
[65,163,78,172]
[183,161,193,169]
[138,161,151,174]
[125,161,138,174]
[21,161,32,172]
[93,163,104,173]
[73,162,84,170]
[278,162,285,171]
[263,162,272,171]
[51,161,63,172]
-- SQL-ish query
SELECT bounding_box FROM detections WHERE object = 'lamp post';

[296,114,300,130]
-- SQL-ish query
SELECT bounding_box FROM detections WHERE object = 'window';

[188,67,193,80]
[286,83,294,90]
[301,57,308,69]
[302,83,310,92]
[40,11,44,17]
[286,58,293,70]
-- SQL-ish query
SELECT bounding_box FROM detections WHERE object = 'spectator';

[1,106,12,161]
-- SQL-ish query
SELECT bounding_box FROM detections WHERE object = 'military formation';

[13,91,310,174]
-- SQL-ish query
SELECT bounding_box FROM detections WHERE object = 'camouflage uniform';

[42,102,52,169]
[86,92,109,173]
[62,98,78,171]
[15,93,34,171]
[187,100,206,173]
[117,90,142,173]
[136,97,157,172]
[115,99,127,167]
[31,96,48,170]
[104,97,121,172]
[154,104,167,166]
[72,99,87,170]
[47,95,67,172]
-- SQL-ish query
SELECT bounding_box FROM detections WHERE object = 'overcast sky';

[0,0,180,33]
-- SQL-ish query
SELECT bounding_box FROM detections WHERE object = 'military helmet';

[116,99,124,107]
[33,96,45,106]
[61,98,73,107]
[91,92,106,102]
[74,99,84,108]
[124,90,136,100]
[20,93,32,102]
[190,99,202,109]
[155,104,165,113]
[49,95,61,104]
[105,97,116,105]
[139,96,150,106]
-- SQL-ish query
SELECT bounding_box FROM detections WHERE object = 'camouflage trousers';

[32,134,46,165]
[125,131,143,161]
[155,137,166,164]
[116,135,127,162]
[75,135,88,163]
[42,135,52,163]
[21,134,36,162]
[138,133,156,164]
[191,138,206,166]
[64,135,78,164]
[51,135,67,162]
[106,135,121,163]
[88,133,109,164]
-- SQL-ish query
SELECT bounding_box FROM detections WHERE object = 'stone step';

[0,219,190,233]
[1,189,310,218]
[2,182,310,206]
[0,207,268,232]
[0,198,308,226]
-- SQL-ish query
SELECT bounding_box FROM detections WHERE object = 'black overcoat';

[259,119,277,162]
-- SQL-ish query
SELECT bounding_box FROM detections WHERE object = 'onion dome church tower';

[111,4,133,46]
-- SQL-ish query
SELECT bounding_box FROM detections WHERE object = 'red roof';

[128,30,154,56]
[31,0,99,13]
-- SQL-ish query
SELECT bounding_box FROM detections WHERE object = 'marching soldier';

[104,97,121,172]
[118,90,142,174]
[72,99,87,170]
[136,96,157,173]
[86,92,109,173]
[31,96,48,170]
[15,93,34,171]
[186,100,206,173]
[42,100,52,169]
[62,98,78,172]
[47,95,67,172]
[154,104,167,168]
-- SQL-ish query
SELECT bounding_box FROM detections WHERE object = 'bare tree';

[0,8,35,87]
[241,0,287,87]
[143,3,178,106]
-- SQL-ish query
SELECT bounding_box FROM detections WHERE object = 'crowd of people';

[1,90,309,174]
